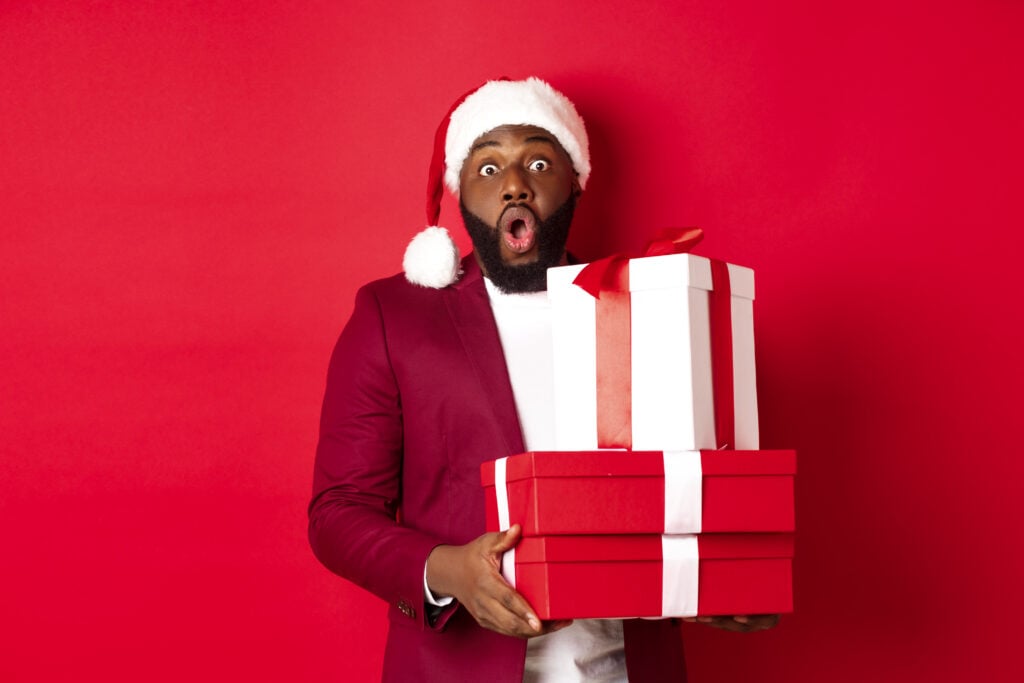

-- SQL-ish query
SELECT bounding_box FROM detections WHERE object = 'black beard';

[460,194,576,294]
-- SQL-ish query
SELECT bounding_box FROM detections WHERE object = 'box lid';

[547,254,755,300]
[700,450,796,476]
[515,533,794,564]
[481,450,796,486]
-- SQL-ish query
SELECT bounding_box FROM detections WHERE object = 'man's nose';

[501,166,533,203]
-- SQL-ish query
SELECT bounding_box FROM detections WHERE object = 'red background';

[2,1,1021,681]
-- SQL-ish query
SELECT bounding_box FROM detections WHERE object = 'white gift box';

[547,253,759,451]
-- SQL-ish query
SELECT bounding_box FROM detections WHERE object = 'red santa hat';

[403,77,590,288]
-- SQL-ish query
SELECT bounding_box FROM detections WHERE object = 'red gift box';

[509,533,794,620]
[481,450,795,535]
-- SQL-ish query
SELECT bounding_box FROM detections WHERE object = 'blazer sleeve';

[308,282,452,630]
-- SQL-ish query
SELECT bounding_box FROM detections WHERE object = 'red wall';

[2,1,1021,681]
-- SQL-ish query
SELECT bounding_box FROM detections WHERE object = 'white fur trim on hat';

[443,77,590,195]
[403,226,462,288]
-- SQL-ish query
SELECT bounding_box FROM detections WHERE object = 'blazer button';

[398,600,416,619]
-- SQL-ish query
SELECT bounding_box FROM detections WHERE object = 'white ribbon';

[661,534,700,617]
[493,457,516,587]
[663,450,703,534]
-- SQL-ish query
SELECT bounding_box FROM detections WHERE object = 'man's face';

[458,124,580,292]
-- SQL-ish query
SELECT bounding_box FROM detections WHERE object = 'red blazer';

[309,256,687,682]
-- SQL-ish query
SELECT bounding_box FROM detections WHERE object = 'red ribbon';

[571,227,736,450]
[708,259,735,449]
[573,227,705,299]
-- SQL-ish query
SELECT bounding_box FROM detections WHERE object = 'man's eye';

[479,164,499,176]
[529,160,549,172]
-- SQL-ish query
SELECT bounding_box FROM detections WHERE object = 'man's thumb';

[492,523,522,553]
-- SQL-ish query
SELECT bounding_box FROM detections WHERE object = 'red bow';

[572,227,704,298]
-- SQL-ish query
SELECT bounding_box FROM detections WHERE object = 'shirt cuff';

[423,563,455,607]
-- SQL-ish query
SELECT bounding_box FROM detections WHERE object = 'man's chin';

[483,260,551,294]
[500,250,541,266]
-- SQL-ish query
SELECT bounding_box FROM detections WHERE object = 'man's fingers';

[491,523,522,553]
[746,614,780,629]
[730,614,778,629]
[497,583,541,632]
[693,614,779,632]
[476,590,541,637]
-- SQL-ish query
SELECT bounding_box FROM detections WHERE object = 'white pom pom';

[403,226,462,288]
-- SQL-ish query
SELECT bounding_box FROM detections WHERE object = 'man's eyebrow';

[524,135,558,147]
[469,135,559,154]
[470,139,501,153]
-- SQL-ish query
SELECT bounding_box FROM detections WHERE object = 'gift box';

[504,533,794,620]
[481,450,795,536]
[548,252,758,451]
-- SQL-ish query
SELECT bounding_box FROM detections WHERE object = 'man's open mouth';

[498,205,538,254]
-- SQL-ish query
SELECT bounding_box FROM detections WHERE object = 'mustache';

[499,202,538,223]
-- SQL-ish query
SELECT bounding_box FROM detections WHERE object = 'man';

[309,77,775,682]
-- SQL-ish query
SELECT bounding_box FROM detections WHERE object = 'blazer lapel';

[445,256,526,457]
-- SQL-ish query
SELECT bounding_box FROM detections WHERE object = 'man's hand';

[682,614,780,632]
[426,524,573,638]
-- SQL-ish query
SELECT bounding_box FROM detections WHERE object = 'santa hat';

[403,77,590,288]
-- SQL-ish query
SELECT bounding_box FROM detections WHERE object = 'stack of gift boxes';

[480,244,796,620]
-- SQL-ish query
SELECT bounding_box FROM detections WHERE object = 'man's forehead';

[469,124,565,154]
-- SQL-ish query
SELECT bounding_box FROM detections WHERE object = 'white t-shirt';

[484,278,628,683]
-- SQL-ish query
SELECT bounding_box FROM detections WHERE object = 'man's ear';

[572,175,583,197]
